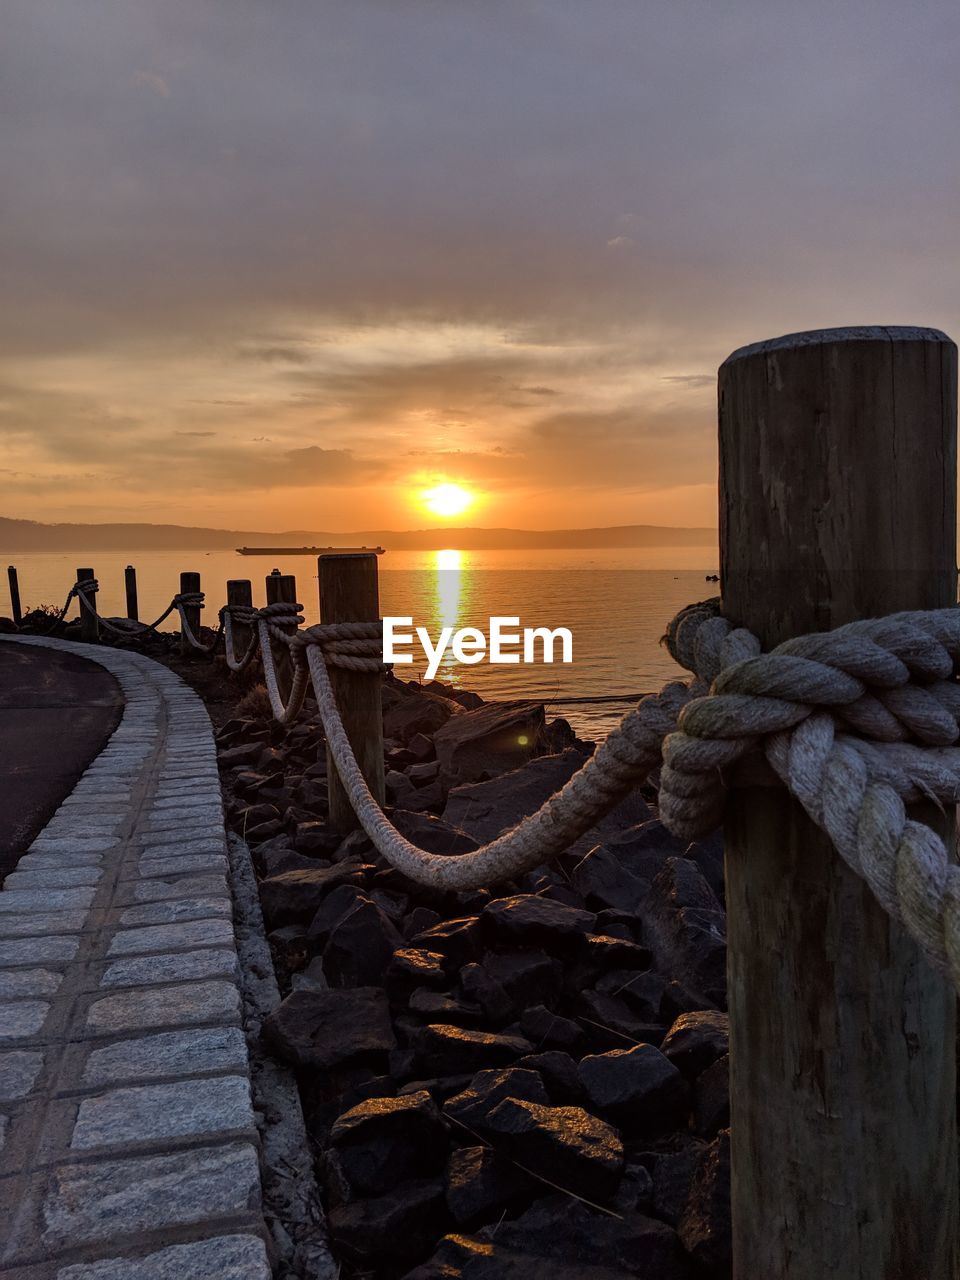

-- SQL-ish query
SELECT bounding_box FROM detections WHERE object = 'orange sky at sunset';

[2,3,958,532]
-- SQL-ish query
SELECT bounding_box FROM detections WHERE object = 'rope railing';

[15,572,960,991]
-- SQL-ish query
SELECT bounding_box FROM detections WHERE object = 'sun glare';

[420,482,474,519]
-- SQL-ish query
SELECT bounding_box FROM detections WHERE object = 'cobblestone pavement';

[0,636,271,1279]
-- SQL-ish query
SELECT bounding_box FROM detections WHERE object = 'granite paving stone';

[55,1234,272,1279]
[107,918,234,954]
[86,980,240,1033]
[82,1027,249,1086]
[0,1000,50,1039]
[117,897,232,928]
[98,948,239,989]
[71,1075,254,1148]
[0,1049,45,1100]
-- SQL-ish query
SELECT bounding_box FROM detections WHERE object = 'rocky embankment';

[214,673,731,1280]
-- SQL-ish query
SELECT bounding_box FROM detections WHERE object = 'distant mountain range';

[0,516,717,552]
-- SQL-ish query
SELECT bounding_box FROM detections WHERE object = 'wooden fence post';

[265,568,298,700]
[227,579,253,663]
[76,566,99,643]
[179,570,201,656]
[124,565,139,621]
[319,552,385,831]
[719,327,958,1278]
[7,566,22,626]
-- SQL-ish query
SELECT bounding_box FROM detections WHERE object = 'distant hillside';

[0,516,717,553]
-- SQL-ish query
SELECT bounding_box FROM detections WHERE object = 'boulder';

[410,1024,533,1076]
[444,1147,536,1227]
[443,750,652,857]
[328,1178,446,1266]
[518,1051,582,1102]
[650,1141,707,1226]
[384,690,458,743]
[433,701,546,784]
[388,947,448,987]
[482,895,595,951]
[323,897,405,988]
[570,845,648,913]
[693,1054,730,1138]
[678,1130,732,1268]
[261,988,395,1069]
[410,917,483,967]
[479,1098,623,1201]
[487,1195,692,1278]
[518,1005,582,1051]
[402,1234,625,1280]
[661,1010,730,1078]
[330,1090,448,1195]
[482,951,562,1010]
[444,1068,549,1133]
[258,860,365,926]
[578,1044,687,1129]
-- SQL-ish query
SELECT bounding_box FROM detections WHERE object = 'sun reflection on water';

[433,548,463,680]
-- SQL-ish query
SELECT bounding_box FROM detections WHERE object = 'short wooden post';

[179,570,202,656]
[265,568,298,700]
[319,552,385,830]
[720,327,958,1278]
[227,579,253,662]
[76,566,99,643]
[124,565,139,621]
[7,566,22,626]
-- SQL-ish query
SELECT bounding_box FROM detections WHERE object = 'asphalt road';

[0,643,123,880]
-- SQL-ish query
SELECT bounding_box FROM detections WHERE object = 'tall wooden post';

[7,566,22,626]
[265,568,298,700]
[319,552,385,831]
[227,579,253,663]
[124,565,139,621]
[76,566,99,643]
[720,327,958,1278]
[179,570,201,656]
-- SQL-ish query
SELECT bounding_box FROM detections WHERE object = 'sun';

[420,482,475,519]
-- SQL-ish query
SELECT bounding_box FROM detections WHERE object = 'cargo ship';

[236,546,385,556]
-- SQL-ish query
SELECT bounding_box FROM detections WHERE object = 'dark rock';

[518,1005,582,1051]
[388,947,448,987]
[445,1146,536,1227]
[661,1010,729,1078]
[324,897,405,988]
[443,750,652,858]
[259,861,365,927]
[459,963,513,1022]
[411,917,482,967]
[445,1068,550,1133]
[408,732,436,762]
[595,970,665,1021]
[479,1098,623,1201]
[409,760,441,784]
[518,1051,582,1102]
[571,845,648,913]
[328,1178,446,1265]
[402,779,447,813]
[651,1141,707,1226]
[386,769,417,804]
[294,821,343,857]
[261,988,395,1069]
[218,741,264,767]
[488,1195,692,1278]
[578,1044,687,1129]
[244,818,284,843]
[575,990,665,1048]
[433,701,546,785]
[642,860,727,1004]
[482,895,595,951]
[409,989,486,1024]
[306,884,369,950]
[330,1090,448,1195]
[256,844,322,878]
[402,1234,625,1280]
[385,690,457,743]
[397,1074,474,1103]
[411,1025,533,1076]
[583,934,653,970]
[370,887,409,925]
[267,924,310,974]
[404,906,443,938]
[482,952,562,1010]
[693,1054,730,1138]
[678,1130,732,1268]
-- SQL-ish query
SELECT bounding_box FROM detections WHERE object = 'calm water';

[6,547,719,738]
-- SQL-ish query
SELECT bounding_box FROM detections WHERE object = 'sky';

[2,0,958,532]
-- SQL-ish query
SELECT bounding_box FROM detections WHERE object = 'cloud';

[129,70,169,98]
[176,429,216,437]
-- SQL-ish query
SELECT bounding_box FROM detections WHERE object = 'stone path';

[0,636,271,1279]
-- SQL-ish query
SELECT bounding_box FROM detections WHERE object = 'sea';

[5,546,719,740]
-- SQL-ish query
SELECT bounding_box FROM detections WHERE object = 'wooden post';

[124,565,139,621]
[179,570,201,657]
[76,566,99,643]
[227,579,253,663]
[719,327,958,1279]
[7,566,22,626]
[265,568,298,700]
[319,552,385,830]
